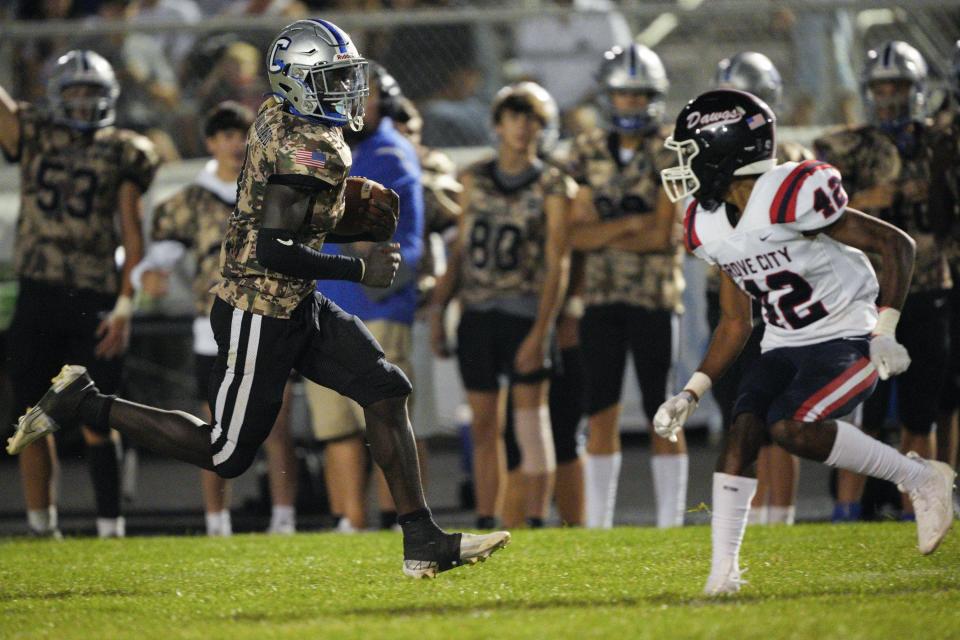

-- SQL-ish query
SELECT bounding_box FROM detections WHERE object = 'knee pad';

[515,406,556,475]
[554,433,581,465]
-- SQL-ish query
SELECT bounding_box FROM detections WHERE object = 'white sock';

[205,510,231,537]
[651,454,688,528]
[96,517,126,538]
[336,516,357,534]
[710,472,758,576]
[269,505,296,534]
[748,505,768,525]
[27,508,51,533]
[766,505,795,525]
[825,421,929,492]
[585,453,621,528]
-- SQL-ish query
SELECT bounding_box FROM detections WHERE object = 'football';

[344,176,397,219]
[339,176,400,241]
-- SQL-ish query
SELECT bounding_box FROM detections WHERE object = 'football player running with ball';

[654,89,955,595]
[8,20,509,577]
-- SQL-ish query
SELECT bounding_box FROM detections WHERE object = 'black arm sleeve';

[257,227,364,282]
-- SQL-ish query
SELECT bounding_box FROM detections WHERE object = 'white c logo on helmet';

[269,37,291,74]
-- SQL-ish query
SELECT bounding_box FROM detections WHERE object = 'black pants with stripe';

[208,294,411,478]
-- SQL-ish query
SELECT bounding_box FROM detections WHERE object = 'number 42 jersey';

[684,160,879,352]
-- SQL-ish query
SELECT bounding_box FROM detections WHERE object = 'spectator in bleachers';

[194,41,269,121]
[510,0,631,135]
[11,0,86,101]
[77,0,183,160]
[129,0,202,71]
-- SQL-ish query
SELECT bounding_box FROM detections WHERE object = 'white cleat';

[704,557,747,596]
[7,365,92,455]
[901,453,956,555]
[403,530,510,579]
[7,407,59,455]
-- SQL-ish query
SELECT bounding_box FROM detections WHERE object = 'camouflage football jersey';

[458,158,576,309]
[416,146,461,306]
[151,184,233,316]
[929,115,960,269]
[213,97,351,318]
[568,128,684,311]
[10,102,159,295]
[705,141,815,294]
[815,124,951,292]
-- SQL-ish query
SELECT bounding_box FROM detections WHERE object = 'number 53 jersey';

[8,102,159,295]
[685,160,879,352]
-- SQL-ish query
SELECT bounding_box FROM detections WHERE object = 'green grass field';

[2,523,958,639]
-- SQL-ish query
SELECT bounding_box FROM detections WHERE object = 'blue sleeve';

[391,170,424,271]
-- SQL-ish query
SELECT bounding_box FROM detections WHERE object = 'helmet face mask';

[47,50,119,131]
[660,137,701,205]
[268,19,369,130]
[661,89,776,211]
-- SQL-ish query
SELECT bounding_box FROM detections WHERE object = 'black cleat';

[402,530,511,579]
[7,365,99,455]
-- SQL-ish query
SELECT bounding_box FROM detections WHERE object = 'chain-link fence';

[1,1,958,159]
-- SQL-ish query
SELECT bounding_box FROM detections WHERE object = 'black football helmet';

[661,89,776,211]
[369,61,403,120]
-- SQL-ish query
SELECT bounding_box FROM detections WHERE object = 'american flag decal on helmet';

[746,113,765,130]
[294,149,327,168]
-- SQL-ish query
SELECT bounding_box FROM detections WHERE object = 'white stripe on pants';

[212,310,263,466]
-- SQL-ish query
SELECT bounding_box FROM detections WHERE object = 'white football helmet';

[714,51,783,111]
[47,50,119,130]
[861,40,927,128]
[267,19,369,130]
[597,43,669,134]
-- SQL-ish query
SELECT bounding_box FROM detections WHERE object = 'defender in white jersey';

[655,89,955,595]
[687,159,880,352]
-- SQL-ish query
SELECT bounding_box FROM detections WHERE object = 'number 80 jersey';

[458,159,576,310]
[685,160,879,351]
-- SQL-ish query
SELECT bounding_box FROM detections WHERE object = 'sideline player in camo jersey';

[1,50,159,538]
[566,44,687,529]
[928,41,960,493]
[9,20,508,577]
[131,102,298,536]
[655,89,954,595]
[815,41,952,519]
[431,82,575,530]
[712,51,814,526]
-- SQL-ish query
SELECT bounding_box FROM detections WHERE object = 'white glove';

[653,391,699,443]
[869,334,911,380]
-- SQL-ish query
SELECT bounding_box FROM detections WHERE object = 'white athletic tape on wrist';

[111,295,134,319]
[360,179,374,199]
[516,406,557,474]
[873,307,900,337]
[682,371,712,402]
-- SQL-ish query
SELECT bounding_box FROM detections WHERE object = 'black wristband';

[257,227,364,282]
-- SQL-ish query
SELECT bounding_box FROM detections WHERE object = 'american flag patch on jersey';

[294,149,327,169]
[746,113,766,130]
